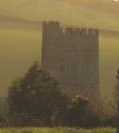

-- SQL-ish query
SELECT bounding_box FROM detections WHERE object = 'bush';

[7,62,104,127]
[7,62,69,126]
[57,92,101,127]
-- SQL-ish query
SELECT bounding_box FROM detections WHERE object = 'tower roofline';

[42,21,99,36]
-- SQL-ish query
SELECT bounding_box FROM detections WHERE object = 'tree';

[62,93,100,127]
[8,62,69,126]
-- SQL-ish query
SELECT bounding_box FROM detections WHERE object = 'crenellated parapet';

[42,21,99,37]
[64,27,98,37]
[42,21,61,29]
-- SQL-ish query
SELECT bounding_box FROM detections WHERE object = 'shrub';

[57,92,101,127]
[7,62,69,126]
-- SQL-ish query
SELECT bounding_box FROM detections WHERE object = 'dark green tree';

[8,62,69,126]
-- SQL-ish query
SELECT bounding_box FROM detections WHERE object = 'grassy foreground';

[0,127,116,133]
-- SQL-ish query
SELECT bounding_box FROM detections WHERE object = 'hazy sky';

[0,0,119,104]
[0,0,119,30]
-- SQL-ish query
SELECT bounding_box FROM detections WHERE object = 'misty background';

[0,0,119,106]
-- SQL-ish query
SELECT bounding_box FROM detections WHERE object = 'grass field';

[0,127,116,133]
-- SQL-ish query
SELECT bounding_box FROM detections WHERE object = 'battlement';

[43,21,61,29]
[43,21,60,26]
[42,21,99,37]
[64,27,98,36]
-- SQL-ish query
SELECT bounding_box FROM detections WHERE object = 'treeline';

[0,62,117,127]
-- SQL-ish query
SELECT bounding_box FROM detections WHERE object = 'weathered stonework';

[41,21,100,102]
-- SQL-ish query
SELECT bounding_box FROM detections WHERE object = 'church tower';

[41,21,100,102]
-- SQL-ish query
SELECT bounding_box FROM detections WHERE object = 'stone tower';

[41,21,100,102]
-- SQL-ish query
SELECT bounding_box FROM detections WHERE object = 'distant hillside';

[0,14,40,30]
[0,14,119,37]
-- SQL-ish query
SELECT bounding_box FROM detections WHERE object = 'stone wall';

[41,21,100,102]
